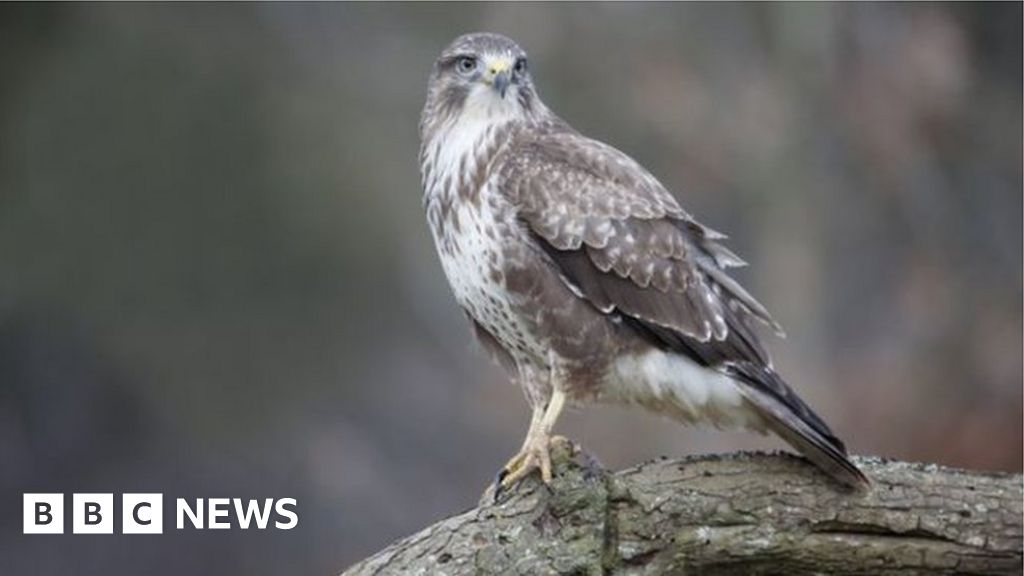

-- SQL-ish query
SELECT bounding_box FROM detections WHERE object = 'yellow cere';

[482,56,513,82]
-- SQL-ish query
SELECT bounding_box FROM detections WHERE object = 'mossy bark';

[341,450,1023,575]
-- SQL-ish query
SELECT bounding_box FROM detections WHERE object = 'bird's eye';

[455,56,477,75]
[514,58,527,75]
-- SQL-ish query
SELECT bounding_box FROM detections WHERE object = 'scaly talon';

[498,433,556,490]
[491,449,529,501]
[500,450,529,477]
[490,389,568,501]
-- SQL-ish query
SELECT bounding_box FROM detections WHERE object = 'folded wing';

[498,126,867,488]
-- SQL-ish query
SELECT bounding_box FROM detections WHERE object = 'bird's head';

[422,33,543,133]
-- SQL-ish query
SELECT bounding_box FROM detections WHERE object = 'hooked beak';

[483,56,513,98]
[493,71,511,98]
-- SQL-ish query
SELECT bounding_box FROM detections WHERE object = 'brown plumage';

[419,32,867,490]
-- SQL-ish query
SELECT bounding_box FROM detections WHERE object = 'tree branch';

[341,449,1023,575]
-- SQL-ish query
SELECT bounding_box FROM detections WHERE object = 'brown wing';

[499,125,781,359]
[498,126,868,488]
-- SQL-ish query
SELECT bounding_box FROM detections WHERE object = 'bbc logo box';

[23,494,63,534]
[122,493,162,534]
[72,493,114,534]
[23,493,163,534]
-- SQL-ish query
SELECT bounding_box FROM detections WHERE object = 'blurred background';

[0,3,1020,575]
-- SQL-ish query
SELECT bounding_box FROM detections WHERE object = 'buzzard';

[419,32,867,492]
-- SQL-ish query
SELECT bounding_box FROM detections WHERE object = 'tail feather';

[730,363,869,489]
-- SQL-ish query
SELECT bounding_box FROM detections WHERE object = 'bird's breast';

[422,118,542,360]
[432,188,550,366]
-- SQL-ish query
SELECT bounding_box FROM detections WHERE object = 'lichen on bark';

[341,448,1023,575]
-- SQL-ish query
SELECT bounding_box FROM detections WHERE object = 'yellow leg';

[497,389,567,491]
[498,405,544,475]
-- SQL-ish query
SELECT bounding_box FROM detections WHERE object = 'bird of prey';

[419,32,868,492]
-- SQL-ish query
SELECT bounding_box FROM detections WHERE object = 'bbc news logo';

[23,494,298,534]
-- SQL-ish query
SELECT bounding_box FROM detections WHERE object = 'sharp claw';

[490,434,569,498]
[500,459,530,490]
[493,467,510,502]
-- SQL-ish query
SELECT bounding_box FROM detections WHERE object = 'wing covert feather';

[499,127,780,354]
